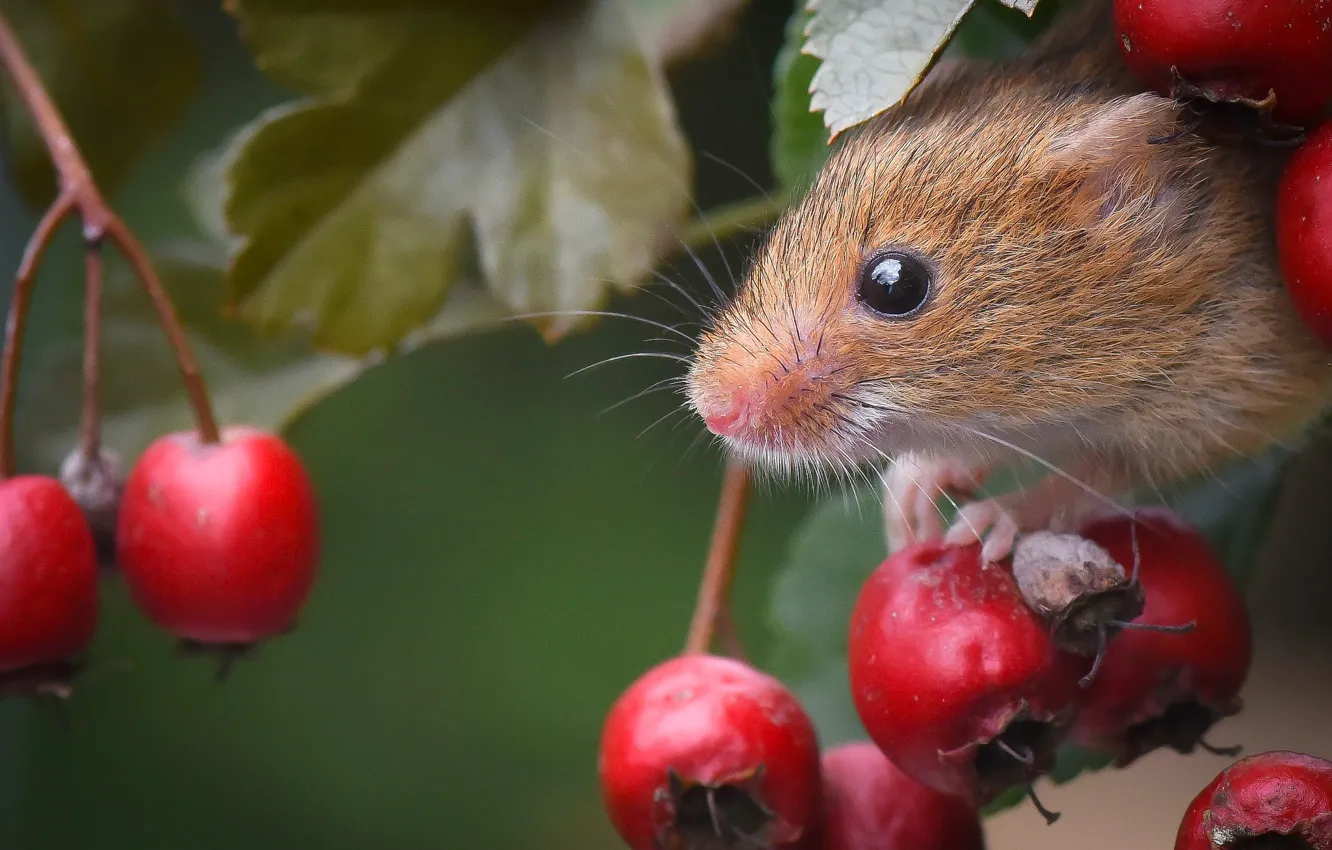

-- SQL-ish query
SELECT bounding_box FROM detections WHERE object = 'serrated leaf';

[801,0,1059,136]
[14,251,359,470]
[0,0,201,207]
[803,0,976,136]
[770,8,829,193]
[218,0,691,354]
[771,0,1059,194]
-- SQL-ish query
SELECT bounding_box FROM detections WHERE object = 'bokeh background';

[0,2,1328,849]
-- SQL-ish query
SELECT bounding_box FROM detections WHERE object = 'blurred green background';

[0,2,813,847]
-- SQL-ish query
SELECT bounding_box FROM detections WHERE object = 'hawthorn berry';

[1070,509,1251,767]
[1175,750,1332,850]
[0,475,99,689]
[116,426,319,653]
[1278,120,1332,347]
[598,654,822,850]
[1114,0,1332,128]
[847,541,1088,811]
[817,742,985,850]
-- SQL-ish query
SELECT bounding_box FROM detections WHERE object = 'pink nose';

[702,395,750,437]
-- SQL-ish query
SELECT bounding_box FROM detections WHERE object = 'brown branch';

[0,8,220,462]
[684,459,752,656]
[0,193,74,477]
[79,237,104,455]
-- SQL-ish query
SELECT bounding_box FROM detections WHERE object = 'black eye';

[857,251,931,317]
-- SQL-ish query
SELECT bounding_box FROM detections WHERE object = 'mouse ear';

[1044,93,1198,225]
[1045,92,1186,168]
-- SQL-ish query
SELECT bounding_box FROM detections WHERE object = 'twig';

[0,193,73,476]
[80,236,104,456]
[684,459,751,656]
[0,8,219,475]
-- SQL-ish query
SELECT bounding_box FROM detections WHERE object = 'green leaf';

[800,0,1062,136]
[774,0,1065,189]
[949,0,1070,60]
[14,249,360,470]
[0,0,201,207]
[803,0,977,136]
[1146,447,1294,586]
[215,0,691,355]
[765,486,884,745]
[770,8,829,194]
[981,743,1113,815]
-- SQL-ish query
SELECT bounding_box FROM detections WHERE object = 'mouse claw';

[883,455,987,553]
[945,498,1021,563]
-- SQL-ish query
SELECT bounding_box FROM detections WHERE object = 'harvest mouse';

[685,0,1332,562]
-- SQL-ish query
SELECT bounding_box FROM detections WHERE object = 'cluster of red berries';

[597,509,1331,848]
[1112,0,1332,346]
[0,426,319,693]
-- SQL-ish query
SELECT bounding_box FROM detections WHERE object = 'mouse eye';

[857,251,931,317]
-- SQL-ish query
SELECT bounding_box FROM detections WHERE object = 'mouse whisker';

[505,310,696,344]
[636,406,694,440]
[596,375,687,419]
[949,423,1132,519]
[700,151,776,202]
[565,351,690,380]
[647,271,712,323]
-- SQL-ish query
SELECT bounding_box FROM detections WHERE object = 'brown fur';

[687,0,1332,487]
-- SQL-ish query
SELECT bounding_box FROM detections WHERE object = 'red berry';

[116,426,319,647]
[1070,509,1251,767]
[1278,120,1332,346]
[598,654,822,850]
[817,742,986,850]
[1175,750,1332,850]
[0,476,98,675]
[1114,0,1332,126]
[847,542,1088,806]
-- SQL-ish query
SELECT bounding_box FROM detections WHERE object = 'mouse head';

[687,72,1230,475]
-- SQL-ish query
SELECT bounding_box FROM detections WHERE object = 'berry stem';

[79,236,104,456]
[0,9,220,450]
[0,193,73,477]
[684,459,750,656]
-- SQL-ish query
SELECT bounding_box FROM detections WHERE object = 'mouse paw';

[883,455,986,553]
[944,498,1023,563]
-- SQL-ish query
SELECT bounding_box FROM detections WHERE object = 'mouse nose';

[701,393,752,438]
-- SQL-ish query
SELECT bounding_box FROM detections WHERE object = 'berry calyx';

[1071,509,1251,767]
[59,444,125,571]
[1278,120,1332,348]
[598,654,822,850]
[817,742,986,850]
[0,475,99,694]
[847,541,1088,810]
[116,426,319,660]
[1113,0,1332,130]
[1010,530,1145,658]
[1175,751,1332,850]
